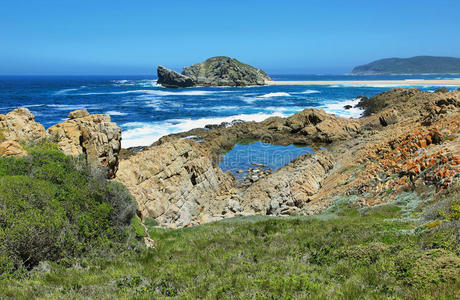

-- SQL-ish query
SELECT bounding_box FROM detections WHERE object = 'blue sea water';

[218,141,314,180]
[0,74,459,148]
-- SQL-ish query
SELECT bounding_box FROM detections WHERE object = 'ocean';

[0,74,459,148]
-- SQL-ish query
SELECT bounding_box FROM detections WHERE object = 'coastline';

[265,79,460,86]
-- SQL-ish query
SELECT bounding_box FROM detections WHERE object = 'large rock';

[182,56,271,86]
[0,107,45,143]
[157,66,195,88]
[46,109,121,178]
[157,56,271,88]
[116,139,237,227]
[0,140,27,158]
[240,150,334,215]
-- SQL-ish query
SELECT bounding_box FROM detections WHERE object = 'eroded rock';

[0,140,27,157]
[46,110,121,178]
[0,107,45,143]
[116,139,238,227]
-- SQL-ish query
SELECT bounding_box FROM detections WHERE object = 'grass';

[0,193,458,299]
[0,143,458,299]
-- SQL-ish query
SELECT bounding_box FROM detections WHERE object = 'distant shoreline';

[266,79,460,86]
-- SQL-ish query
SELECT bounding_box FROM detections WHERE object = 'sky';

[1,0,459,75]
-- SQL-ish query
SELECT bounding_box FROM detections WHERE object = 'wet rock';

[157,65,196,88]
[251,162,266,167]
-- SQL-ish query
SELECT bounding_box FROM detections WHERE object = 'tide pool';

[218,141,314,180]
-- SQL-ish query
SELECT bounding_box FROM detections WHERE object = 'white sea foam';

[106,111,128,116]
[300,89,320,94]
[54,88,80,95]
[258,92,291,98]
[76,89,215,96]
[48,104,99,110]
[263,106,305,113]
[112,79,161,87]
[23,104,45,108]
[121,112,285,148]
[321,98,364,118]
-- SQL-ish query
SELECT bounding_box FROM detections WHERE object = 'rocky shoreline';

[1,87,459,229]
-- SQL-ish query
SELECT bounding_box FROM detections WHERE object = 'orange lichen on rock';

[355,119,460,202]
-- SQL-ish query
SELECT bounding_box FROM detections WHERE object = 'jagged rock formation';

[120,108,361,226]
[116,139,239,227]
[0,108,122,178]
[240,150,334,215]
[157,66,195,88]
[46,109,122,178]
[157,56,270,88]
[0,107,45,143]
[118,88,460,227]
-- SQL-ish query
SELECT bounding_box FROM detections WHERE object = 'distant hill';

[351,56,460,74]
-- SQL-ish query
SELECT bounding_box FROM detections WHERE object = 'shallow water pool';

[218,141,314,180]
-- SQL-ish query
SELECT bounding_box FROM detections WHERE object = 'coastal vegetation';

[0,180,458,298]
[0,142,140,280]
[0,87,459,299]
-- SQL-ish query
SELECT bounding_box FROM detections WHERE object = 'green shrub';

[0,143,138,276]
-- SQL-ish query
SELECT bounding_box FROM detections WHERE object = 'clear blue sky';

[1,0,459,75]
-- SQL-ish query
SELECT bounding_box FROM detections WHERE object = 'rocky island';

[157,56,271,88]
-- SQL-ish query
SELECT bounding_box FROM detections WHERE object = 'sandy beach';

[266,79,460,86]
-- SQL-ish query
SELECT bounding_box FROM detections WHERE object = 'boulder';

[46,110,121,178]
[0,107,45,143]
[0,140,27,157]
[284,109,360,142]
[157,66,195,88]
[68,109,90,119]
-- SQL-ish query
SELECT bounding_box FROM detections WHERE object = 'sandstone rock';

[46,110,121,178]
[0,107,45,143]
[241,150,334,215]
[116,139,237,227]
[0,140,27,157]
[115,88,460,228]
[68,109,90,119]
[157,66,195,88]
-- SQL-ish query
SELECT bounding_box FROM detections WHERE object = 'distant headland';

[350,56,460,75]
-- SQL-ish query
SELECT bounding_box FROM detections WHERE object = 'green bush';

[0,143,138,276]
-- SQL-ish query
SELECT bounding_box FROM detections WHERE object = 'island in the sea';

[350,55,460,75]
[157,56,270,88]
